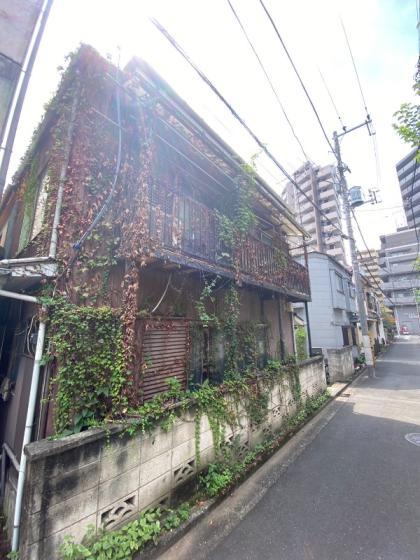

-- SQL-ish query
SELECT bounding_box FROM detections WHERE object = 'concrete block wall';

[299,356,327,397]
[9,357,325,559]
[326,346,354,382]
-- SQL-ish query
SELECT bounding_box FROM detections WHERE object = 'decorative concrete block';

[98,491,139,531]
[173,458,196,486]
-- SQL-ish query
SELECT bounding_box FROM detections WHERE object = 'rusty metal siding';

[139,319,189,401]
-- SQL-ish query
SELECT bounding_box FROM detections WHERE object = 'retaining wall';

[5,357,325,559]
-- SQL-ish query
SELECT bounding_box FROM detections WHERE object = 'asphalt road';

[159,337,420,560]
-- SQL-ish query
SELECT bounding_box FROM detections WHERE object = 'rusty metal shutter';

[140,319,189,401]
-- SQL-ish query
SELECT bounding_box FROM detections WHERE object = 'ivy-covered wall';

[0,45,304,443]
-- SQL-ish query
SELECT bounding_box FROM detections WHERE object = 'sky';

[5,0,419,251]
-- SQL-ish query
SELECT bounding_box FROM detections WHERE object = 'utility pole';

[333,122,375,375]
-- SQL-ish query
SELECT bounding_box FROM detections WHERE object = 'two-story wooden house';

[0,46,310,460]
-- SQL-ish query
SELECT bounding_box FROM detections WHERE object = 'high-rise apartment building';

[396,148,420,230]
[283,162,346,264]
[358,249,383,303]
[379,227,420,335]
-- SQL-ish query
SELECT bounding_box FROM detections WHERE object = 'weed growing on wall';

[59,504,191,560]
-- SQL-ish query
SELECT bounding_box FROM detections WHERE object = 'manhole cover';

[405,433,420,447]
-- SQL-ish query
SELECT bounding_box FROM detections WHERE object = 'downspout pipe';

[0,290,45,553]
[11,311,46,552]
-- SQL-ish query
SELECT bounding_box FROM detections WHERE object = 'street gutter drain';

[405,433,420,447]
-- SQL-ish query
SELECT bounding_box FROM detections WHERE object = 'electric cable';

[340,18,369,116]
[258,0,337,157]
[226,0,310,162]
[318,68,345,131]
[151,18,348,241]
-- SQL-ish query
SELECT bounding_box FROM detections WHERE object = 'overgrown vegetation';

[215,158,257,264]
[58,389,329,560]
[199,389,329,497]
[43,297,127,435]
[295,325,308,362]
[59,504,191,560]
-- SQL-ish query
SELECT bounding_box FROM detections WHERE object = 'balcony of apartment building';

[401,177,420,198]
[298,198,315,215]
[324,234,344,247]
[381,278,420,292]
[379,261,419,277]
[319,197,338,212]
[301,211,316,228]
[403,189,420,211]
[388,294,417,306]
[327,245,345,260]
[296,178,312,194]
[378,248,418,268]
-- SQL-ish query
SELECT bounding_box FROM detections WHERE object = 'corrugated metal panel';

[140,319,189,401]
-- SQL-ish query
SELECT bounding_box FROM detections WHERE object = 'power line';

[258,0,337,157]
[340,17,369,116]
[151,17,349,241]
[341,17,384,210]
[371,128,382,189]
[318,67,345,131]
[357,204,404,213]
[226,0,310,162]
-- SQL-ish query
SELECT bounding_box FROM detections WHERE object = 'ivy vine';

[44,297,127,435]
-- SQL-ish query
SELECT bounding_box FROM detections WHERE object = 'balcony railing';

[381,279,420,291]
[149,191,310,298]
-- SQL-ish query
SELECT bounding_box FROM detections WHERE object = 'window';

[0,221,8,247]
[260,231,274,247]
[18,166,50,252]
[140,319,189,401]
[335,272,344,293]
[31,172,50,239]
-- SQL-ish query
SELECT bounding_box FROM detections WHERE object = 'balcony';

[388,295,417,306]
[381,279,420,291]
[148,193,310,300]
